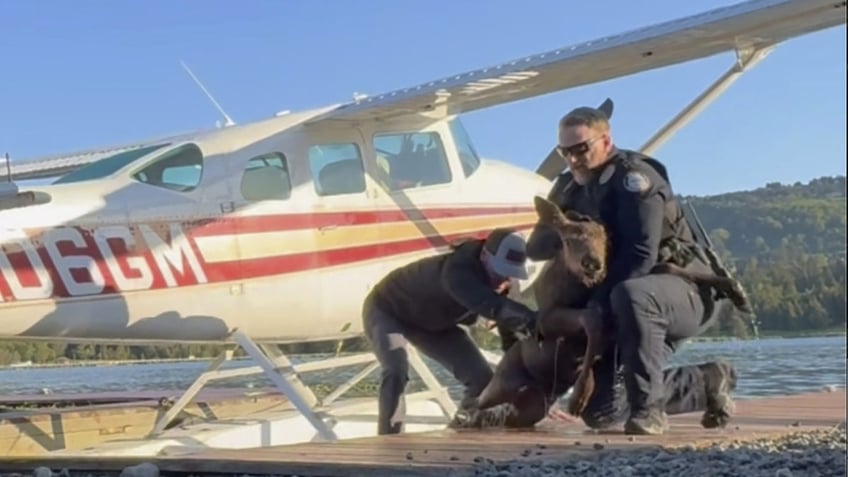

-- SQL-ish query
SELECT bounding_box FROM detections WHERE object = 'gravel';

[471,421,847,477]
[2,423,845,477]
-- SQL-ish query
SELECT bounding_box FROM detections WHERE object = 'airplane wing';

[307,0,845,123]
[8,0,843,182]
[7,130,202,182]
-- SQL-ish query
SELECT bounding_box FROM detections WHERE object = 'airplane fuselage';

[0,110,551,344]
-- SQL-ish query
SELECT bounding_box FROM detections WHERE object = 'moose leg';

[565,310,606,416]
[535,305,607,417]
[579,346,629,429]
[475,343,530,410]
[448,343,542,430]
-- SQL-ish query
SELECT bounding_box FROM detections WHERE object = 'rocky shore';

[2,423,845,477]
[472,422,847,477]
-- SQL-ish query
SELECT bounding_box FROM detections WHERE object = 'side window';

[372,131,452,191]
[448,119,481,177]
[308,143,366,196]
[132,143,203,192]
[240,152,292,201]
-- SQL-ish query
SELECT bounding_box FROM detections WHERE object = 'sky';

[0,0,845,196]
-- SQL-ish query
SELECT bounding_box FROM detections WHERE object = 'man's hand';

[496,280,512,296]
[497,302,538,342]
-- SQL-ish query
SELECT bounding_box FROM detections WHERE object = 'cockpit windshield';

[52,143,171,185]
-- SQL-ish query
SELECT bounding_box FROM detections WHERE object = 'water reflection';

[2,336,845,402]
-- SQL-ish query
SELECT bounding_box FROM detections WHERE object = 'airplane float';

[0,0,844,454]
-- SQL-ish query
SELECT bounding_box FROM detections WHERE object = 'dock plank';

[0,390,844,477]
[0,391,291,456]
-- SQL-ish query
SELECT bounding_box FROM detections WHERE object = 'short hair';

[559,106,610,132]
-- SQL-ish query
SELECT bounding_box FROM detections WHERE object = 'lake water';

[1,336,845,402]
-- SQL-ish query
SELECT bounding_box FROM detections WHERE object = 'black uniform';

[528,147,736,431]
[362,239,537,435]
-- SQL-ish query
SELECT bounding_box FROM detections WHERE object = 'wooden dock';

[1,390,845,476]
[0,388,290,456]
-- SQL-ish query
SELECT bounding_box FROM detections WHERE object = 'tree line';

[0,176,844,365]
[688,176,845,338]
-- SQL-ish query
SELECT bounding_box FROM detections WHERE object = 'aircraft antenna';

[180,60,236,127]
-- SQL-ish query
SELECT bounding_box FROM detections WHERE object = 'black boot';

[455,404,525,429]
[700,360,737,429]
[624,408,670,435]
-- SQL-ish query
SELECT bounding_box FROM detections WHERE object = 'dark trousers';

[582,273,709,425]
[362,301,493,435]
[580,344,718,428]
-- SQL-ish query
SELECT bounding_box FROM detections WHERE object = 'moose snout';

[581,256,602,275]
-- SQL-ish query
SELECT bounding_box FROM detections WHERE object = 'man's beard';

[571,167,594,185]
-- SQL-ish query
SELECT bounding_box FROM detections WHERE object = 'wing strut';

[148,329,458,443]
[639,46,774,155]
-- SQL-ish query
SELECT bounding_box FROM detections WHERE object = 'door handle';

[318,224,338,232]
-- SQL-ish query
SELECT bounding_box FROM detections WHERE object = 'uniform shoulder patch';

[598,163,615,185]
[622,170,651,193]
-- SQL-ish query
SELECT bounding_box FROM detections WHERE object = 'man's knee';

[610,278,658,329]
[370,325,411,385]
[380,347,410,384]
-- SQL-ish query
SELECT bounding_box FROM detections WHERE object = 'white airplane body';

[1,109,549,344]
[0,0,843,348]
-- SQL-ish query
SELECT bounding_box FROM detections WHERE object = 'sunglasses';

[556,136,601,159]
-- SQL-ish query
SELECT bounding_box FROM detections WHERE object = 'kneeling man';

[362,228,538,435]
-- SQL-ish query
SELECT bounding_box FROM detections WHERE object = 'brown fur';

[530,196,609,417]
[457,196,751,429]
[533,196,752,416]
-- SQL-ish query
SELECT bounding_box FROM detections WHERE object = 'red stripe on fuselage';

[191,206,535,237]
[0,207,538,301]
[202,223,537,282]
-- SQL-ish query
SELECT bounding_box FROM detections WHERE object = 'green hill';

[683,175,846,337]
[685,176,845,261]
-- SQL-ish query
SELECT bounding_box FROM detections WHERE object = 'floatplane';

[1,0,844,457]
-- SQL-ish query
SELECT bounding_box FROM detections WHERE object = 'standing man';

[527,106,742,435]
[362,228,539,435]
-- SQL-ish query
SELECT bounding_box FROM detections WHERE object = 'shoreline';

[690,329,846,342]
[0,333,844,369]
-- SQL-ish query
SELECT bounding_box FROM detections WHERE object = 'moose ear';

[533,196,569,225]
[563,210,592,223]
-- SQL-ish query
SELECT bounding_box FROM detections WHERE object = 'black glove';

[495,300,538,341]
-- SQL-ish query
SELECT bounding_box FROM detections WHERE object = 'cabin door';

[367,124,464,283]
[226,143,321,341]
[304,126,380,339]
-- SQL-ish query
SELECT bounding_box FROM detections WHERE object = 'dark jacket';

[530,148,702,313]
[365,239,534,332]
